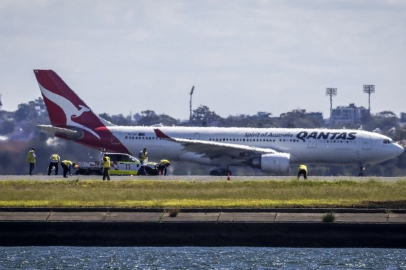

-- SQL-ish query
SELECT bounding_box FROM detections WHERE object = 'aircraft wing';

[154,128,282,160]
[37,125,81,139]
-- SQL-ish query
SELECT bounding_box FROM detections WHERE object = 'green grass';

[1,178,406,208]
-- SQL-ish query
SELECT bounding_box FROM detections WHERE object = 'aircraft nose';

[396,144,404,156]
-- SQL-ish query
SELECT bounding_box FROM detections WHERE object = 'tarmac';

[1,174,406,182]
[1,208,406,247]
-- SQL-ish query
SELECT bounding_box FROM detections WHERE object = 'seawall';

[1,208,406,247]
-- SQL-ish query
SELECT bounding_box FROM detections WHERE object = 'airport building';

[330,103,368,124]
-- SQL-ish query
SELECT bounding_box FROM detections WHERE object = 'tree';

[393,125,406,141]
[0,119,15,135]
[111,114,131,126]
[14,103,38,122]
[377,111,397,118]
[138,110,160,126]
[99,113,113,122]
[158,114,178,126]
[366,111,399,134]
[191,105,221,126]
[400,112,406,123]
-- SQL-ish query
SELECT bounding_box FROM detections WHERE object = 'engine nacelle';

[250,153,290,173]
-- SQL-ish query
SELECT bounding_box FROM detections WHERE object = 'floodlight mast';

[326,88,337,118]
[363,85,375,115]
[189,86,195,121]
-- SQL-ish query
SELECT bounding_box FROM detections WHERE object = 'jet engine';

[250,153,290,173]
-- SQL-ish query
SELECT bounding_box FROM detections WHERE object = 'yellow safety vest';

[299,165,307,172]
[27,150,36,163]
[103,156,111,168]
[158,159,170,166]
[139,151,148,162]
[51,154,60,162]
[61,160,73,166]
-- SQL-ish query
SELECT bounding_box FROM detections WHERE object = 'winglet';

[154,128,171,139]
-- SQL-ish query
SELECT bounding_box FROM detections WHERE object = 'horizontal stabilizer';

[37,125,82,139]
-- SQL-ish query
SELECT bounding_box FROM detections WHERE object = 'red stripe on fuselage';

[94,126,130,154]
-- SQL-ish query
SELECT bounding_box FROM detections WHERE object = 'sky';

[0,0,405,121]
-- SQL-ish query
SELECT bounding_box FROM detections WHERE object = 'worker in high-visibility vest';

[27,147,36,175]
[138,148,148,175]
[48,154,60,175]
[138,148,148,162]
[297,164,308,180]
[60,160,73,178]
[102,155,111,180]
[156,159,170,175]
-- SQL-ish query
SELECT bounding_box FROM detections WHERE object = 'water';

[0,247,406,269]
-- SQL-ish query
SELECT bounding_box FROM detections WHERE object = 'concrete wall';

[1,221,406,247]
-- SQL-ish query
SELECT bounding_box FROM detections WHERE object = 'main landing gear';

[209,168,232,176]
[358,165,366,176]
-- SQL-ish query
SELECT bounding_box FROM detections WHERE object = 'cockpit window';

[383,139,392,144]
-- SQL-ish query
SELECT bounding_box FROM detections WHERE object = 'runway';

[0,175,405,182]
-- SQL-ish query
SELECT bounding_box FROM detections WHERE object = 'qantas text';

[296,131,357,142]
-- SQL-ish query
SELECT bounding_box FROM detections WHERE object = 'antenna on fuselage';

[189,86,195,121]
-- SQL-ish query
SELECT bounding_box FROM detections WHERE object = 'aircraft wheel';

[358,165,365,176]
[209,169,232,176]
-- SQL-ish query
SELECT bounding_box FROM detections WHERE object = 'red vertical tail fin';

[34,70,130,154]
[34,70,104,138]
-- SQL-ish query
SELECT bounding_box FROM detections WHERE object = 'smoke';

[46,137,64,147]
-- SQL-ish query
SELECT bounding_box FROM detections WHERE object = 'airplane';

[34,69,404,175]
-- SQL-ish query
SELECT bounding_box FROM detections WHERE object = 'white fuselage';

[106,126,404,167]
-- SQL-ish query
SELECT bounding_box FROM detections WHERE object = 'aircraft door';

[362,136,371,150]
[307,138,317,148]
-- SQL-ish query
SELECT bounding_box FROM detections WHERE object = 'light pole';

[363,85,375,115]
[326,88,337,119]
[189,86,195,121]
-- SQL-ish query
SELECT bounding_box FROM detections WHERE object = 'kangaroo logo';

[39,84,101,139]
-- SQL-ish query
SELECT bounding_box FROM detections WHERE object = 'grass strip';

[1,179,406,208]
